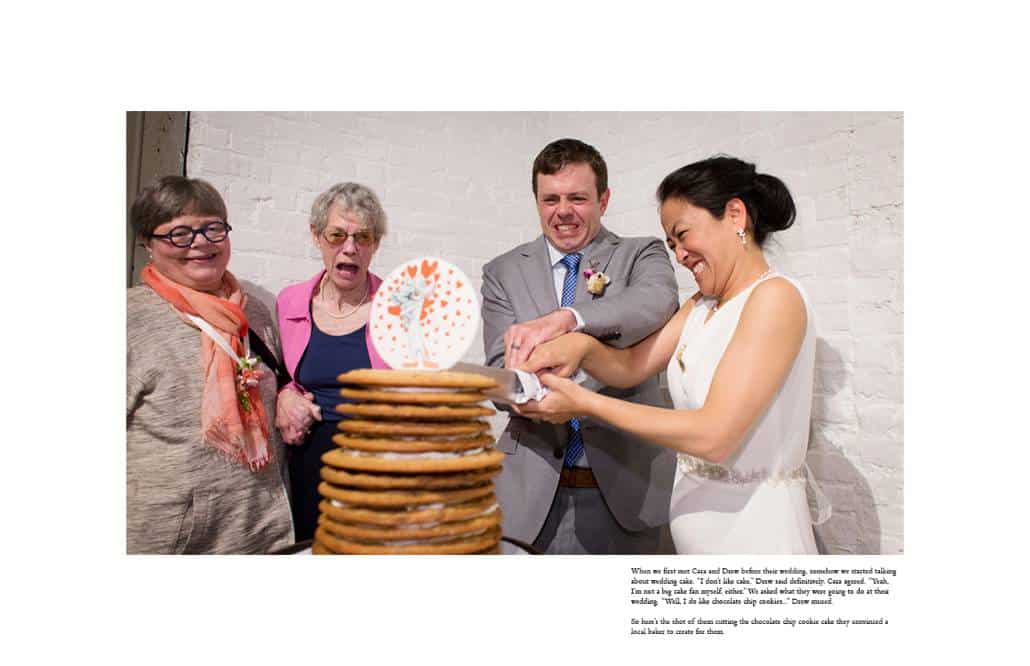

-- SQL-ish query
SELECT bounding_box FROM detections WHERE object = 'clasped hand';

[276,387,322,444]
[503,309,578,368]
[510,333,593,424]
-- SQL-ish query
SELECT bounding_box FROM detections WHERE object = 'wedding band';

[510,343,521,350]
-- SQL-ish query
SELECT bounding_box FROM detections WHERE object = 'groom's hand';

[503,309,577,368]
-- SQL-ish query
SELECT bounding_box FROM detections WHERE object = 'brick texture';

[186,111,904,554]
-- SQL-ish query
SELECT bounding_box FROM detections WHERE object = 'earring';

[737,229,747,246]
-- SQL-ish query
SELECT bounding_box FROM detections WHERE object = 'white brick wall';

[186,111,903,554]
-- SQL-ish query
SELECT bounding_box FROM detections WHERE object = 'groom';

[481,138,679,554]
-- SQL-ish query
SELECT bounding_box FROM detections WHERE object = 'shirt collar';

[545,240,565,268]
[544,228,608,268]
[545,240,587,269]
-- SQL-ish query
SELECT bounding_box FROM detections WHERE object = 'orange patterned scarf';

[142,265,270,470]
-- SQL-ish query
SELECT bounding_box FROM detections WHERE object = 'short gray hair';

[309,182,388,238]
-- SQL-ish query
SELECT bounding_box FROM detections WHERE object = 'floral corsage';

[236,355,264,412]
[583,269,611,296]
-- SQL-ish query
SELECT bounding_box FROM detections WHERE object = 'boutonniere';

[236,355,264,412]
[583,269,611,296]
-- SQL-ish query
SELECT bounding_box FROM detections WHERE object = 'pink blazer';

[276,270,389,392]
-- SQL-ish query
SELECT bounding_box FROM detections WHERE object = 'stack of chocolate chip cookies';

[313,369,505,555]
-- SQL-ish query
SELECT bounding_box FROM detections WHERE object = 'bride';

[518,156,830,554]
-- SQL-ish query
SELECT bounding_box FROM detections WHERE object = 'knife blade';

[450,362,526,404]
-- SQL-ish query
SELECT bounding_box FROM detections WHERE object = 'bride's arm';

[522,296,698,388]
[523,279,807,463]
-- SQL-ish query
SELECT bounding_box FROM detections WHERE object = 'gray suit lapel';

[576,227,619,303]
[518,236,559,316]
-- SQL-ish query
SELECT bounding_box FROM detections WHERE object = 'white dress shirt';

[545,240,586,329]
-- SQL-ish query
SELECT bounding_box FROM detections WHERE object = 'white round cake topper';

[370,256,479,369]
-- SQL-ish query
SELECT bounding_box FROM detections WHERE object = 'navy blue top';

[295,320,371,423]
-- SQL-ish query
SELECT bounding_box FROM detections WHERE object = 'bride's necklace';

[712,267,773,313]
[320,275,368,319]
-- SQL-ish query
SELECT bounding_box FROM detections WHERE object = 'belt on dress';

[677,455,832,525]
[559,467,598,488]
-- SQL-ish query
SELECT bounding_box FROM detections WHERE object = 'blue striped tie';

[559,252,584,468]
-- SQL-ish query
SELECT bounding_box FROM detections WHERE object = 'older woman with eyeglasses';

[127,176,293,554]
[275,182,390,541]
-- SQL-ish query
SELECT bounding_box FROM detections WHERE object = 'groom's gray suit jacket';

[481,226,680,542]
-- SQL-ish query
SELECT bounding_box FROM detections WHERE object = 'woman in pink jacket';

[275,182,389,541]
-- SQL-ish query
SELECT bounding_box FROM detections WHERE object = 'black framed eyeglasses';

[322,228,376,247]
[148,221,232,247]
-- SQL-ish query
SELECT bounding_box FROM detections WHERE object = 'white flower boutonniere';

[583,269,611,296]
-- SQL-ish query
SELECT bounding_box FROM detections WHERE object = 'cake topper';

[370,257,479,369]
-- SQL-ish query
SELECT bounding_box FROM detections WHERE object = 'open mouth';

[553,222,581,236]
[335,261,360,278]
[185,253,218,263]
[685,256,707,280]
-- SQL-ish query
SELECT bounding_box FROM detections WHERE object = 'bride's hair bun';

[656,156,796,247]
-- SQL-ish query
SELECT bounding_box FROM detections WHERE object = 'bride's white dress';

[666,272,828,554]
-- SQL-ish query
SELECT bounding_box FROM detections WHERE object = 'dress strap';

[751,268,779,289]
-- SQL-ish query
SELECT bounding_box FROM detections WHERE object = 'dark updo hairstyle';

[131,175,228,240]
[656,156,796,247]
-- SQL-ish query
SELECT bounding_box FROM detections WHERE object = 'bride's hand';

[519,332,593,378]
[517,373,588,424]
